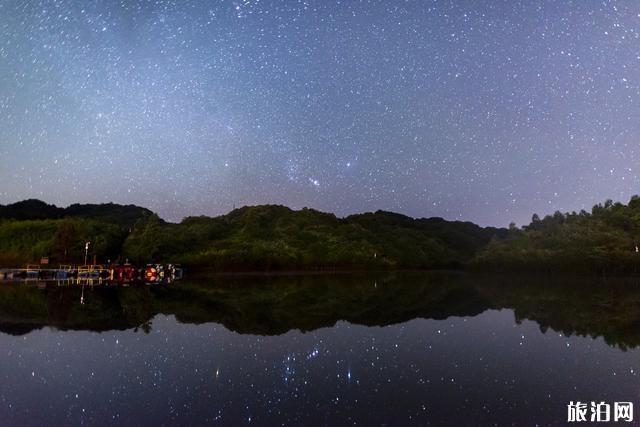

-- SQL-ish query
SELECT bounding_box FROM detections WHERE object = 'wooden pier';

[0,263,183,285]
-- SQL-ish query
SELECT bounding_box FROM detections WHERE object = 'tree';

[53,220,78,262]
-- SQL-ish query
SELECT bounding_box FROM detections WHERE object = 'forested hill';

[7,196,640,275]
[0,200,506,271]
[472,196,640,275]
[0,199,153,228]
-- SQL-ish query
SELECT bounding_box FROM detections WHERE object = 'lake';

[0,272,638,425]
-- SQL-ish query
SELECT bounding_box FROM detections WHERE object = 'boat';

[55,265,73,280]
[167,264,184,280]
[109,263,137,283]
[77,265,106,279]
[144,264,165,283]
[25,265,40,279]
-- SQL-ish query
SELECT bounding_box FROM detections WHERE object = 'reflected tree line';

[1,273,640,350]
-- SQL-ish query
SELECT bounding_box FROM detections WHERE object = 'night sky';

[1,1,639,226]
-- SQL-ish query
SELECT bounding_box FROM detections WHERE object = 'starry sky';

[1,0,640,226]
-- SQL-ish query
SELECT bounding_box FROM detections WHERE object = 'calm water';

[0,272,639,426]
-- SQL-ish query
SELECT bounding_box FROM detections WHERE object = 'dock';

[0,263,183,285]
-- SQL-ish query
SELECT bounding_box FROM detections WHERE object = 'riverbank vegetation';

[5,196,640,275]
[472,196,640,275]
[0,200,505,271]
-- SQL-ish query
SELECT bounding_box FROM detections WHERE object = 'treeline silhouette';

[6,195,640,274]
[473,195,640,275]
[0,200,505,271]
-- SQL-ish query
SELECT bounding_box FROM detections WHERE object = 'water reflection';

[1,273,640,348]
[0,273,639,425]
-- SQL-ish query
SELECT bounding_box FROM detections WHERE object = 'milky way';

[1,0,639,226]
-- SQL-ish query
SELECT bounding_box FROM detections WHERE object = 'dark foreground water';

[0,272,639,426]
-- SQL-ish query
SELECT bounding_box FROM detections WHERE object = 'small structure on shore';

[0,262,184,285]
